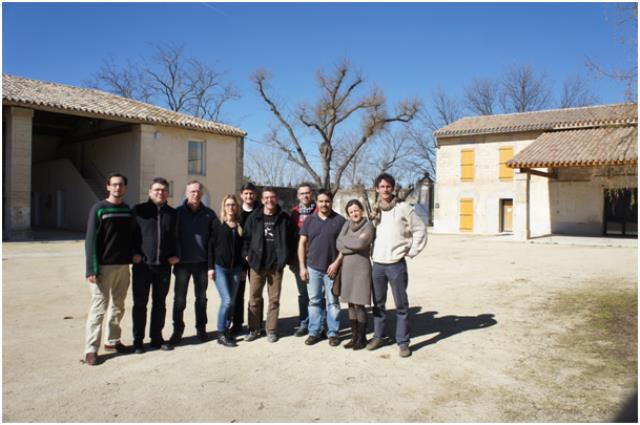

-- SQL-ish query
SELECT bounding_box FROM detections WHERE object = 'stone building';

[432,104,637,239]
[3,74,246,239]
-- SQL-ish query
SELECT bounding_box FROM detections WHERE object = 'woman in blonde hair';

[208,194,244,347]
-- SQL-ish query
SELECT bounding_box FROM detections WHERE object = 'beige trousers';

[84,265,130,354]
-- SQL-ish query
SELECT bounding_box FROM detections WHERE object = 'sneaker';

[294,326,309,337]
[245,330,260,342]
[267,333,279,343]
[84,352,98,366]
[104,342,133,354]
[168,333,182,346]
[150,340,174,351]
[398,344,412,358]
[133,342,145,354]
[366,337,384,351]
[305,335,321,346]
[328,336,340,347]
[217,334,238,347]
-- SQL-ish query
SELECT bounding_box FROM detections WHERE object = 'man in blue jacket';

[169,181,218,345]
[131,177,180,353]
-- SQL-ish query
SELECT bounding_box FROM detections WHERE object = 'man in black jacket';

[242,187,295,343]
[169,180,217,345]
[131,177,180,353]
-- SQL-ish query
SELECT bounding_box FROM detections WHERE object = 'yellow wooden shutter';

[461,149,474,181]
[459,199,474,231]
[499,147,514,181]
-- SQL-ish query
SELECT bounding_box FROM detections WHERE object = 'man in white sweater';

[368,173,428,357]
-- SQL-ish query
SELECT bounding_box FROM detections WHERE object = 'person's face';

[185,183,203,206]
[376,179,394,203]
[224,198,238,218]
[297,186,313,207]
[241,189,256,206]
[149,183,169,205]
[262,191,277,212]
[347,204,363,223]
[317,194,332,215]
[106,177,127,198]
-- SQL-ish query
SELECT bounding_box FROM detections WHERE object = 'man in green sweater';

[83,173,140,365]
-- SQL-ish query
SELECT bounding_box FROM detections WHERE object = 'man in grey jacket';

[367,173,428,358]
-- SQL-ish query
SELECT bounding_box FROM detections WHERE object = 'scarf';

[369,197,398,225]
[298,201,316,217]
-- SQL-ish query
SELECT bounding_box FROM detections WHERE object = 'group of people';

[83,172,427,366]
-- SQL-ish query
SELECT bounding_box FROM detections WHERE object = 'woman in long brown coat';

[336,199,375,350]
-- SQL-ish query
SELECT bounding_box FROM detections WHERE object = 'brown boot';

[343,320,358,349]
[353,321,367,350]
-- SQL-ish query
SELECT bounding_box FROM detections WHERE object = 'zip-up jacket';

[85,200,135,277]
[176,200,218,264]
[242,205,295,272]
[239,202,261,271]
[208,221,244,270]
[132,199,179,266]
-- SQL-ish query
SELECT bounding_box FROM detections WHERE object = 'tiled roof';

[2,74,246,137]
[507,126,638,168]
[434,103,637,138]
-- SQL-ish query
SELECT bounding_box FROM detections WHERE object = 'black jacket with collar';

[132,199,179,266]
[242,205,295,272]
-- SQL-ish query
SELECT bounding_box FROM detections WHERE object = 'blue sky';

[3,2,637,151]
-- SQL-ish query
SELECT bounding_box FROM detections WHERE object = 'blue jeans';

[290,264,309,329]
[372,259,410,345]
[172,263,208,333]
[214,264,241,333]
[308,267,340,337]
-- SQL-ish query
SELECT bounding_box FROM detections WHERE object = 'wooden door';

[501,199,513,232]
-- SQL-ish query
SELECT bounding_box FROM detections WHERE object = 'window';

[459,198,474,231]
[461,149,474,182]
[499,147,514,181]
[188,141,205,175]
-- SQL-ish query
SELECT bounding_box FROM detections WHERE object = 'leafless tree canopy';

[559,74,599,108]
[499,64,553,113]
[252,61,420,192]
[464,78,499,115]
[90,44,239,122]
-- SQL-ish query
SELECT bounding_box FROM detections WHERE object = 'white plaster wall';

[32,159,98,232]
[141,125,240,215]
[434,133,543,234]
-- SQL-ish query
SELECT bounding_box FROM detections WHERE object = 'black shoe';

[197,329,209,343]
[104,342,134,354]
[294,326,309,337]
[305,335,321,346]
[133,342,145,354]
[229,325,243,337]
[217,334,238,347]
[329,336,340,347]
[168,332,182,346]
[151,340,174,351]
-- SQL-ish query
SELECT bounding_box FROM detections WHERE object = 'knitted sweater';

[371,202,428,264]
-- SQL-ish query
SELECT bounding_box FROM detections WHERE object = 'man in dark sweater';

[169,181,218,345]
[131,177,180,353]
[242,187,295,343]
[84,173,140,366]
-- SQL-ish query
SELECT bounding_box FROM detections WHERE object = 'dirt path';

[2,234,637,422]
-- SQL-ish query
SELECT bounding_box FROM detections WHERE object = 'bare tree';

[244,143,307,187]
[499,64,553,112]
[559,74,599,108]
[90,44,239,122]
[464,78,500,115]
[252,60,421,192]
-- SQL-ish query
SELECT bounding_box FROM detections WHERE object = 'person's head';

[345,199,364,223]
[316,189,333,215]
[375,173,396,203]
[297,183,315,207]
[261,186,278,214]
[185,180,204,207]
[220,194,241,223]
[148,177,170,206]
[240,182,258,207]
[106,173,128,199]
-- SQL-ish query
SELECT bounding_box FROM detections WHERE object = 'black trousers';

[132,263,171,344]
